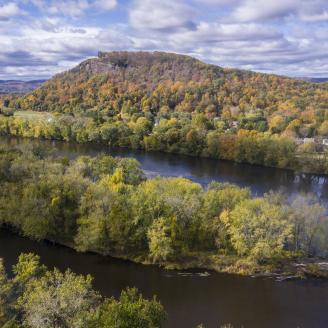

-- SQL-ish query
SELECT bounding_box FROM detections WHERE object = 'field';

[14,110,54,122]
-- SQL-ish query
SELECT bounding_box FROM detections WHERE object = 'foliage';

[86,288,166,328]
[1,51,328,173]
[147,218,173,263]
[221,199,293,261]
[0,254,166,328]
[0,145,327,270]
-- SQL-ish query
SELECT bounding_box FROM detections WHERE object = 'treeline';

[0,145,327,273]
[2,113,325,173]
[0,253,166,328]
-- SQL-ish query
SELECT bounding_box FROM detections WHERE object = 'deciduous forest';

[1,52,328,173]
[1,145,327,278]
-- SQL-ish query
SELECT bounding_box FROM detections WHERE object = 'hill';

[1,51,328,173]
[298,77,328,84]
[11,51,327,123]
[0,79,45,94]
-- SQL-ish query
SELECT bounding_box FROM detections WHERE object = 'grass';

[14,110,54,122]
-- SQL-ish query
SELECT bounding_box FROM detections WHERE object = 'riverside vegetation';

[0,145,328,278]
[1,51,328,174]
[0,253,166,328]
[0,254,237,328]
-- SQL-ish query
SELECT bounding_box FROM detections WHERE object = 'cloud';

[298,0,328,22]
[174,22,282,44]
[0,2,25,20]
[0,0,327,79]
[25,0,117,17]
[300,11,328,22]
[0,16,134,79]
[231,0,298,22]
[47,0,89,17]
[229,0,328,23]
[129,0,196,31]
[94,0,117,10]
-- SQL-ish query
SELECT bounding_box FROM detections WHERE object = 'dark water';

[1,229,328,328]
[1,137,328,327]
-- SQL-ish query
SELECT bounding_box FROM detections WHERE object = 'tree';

[318,120,328,136]
[12,253,46,287]
[1,254,166,328]
[18,269,100,328]
[222,198,293,261]
[290,195,328,257]
[147,218,173,263]
[200,183,251,250]
[87,288,166,328]
[269,115,285,133]
[0,259,10,325]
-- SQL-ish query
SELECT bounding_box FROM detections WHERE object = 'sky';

[0,0,327,80]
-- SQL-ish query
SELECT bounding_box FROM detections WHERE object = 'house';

[303,138,315,143]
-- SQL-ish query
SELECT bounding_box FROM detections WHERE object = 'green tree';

[0,259,10,325]
[222,198,293,261]
[87,288,166,328]
[147,218,173,263]
[18,269,100,328]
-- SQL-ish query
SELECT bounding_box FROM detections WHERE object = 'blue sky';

[0,0,327,80]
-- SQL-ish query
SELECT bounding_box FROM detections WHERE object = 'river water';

[1,137,328,327]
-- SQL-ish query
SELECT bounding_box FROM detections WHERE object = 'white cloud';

[0,0,327,79]
[300,11,328,22]
[229,0,328,23]
[129,0,195,31]
[94,0,117,10]
[0,2,25,20]
[232,0,298,22]
[47,0,89,17]
[24,0,117,17]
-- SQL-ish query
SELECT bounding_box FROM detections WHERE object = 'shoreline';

[1,132,328,176]
[3,227,328,281]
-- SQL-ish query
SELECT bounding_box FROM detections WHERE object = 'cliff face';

[69,51,224,86]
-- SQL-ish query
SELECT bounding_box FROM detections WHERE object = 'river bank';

[2,229,328,328]
[4,225,328,282]
[2,135,328,201]
[1,122,328,176]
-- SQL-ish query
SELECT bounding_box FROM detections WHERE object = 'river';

[1,136,328,200]
[1,137,328,327]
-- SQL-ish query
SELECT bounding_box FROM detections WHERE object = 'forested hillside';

[1,51,328,173]
[12,51,328,121]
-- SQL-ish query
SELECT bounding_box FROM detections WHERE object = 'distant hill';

[298,77,328,84]
[0,80,45,94]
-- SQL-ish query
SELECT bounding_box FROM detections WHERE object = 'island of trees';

[1,145,327,279]
[0,51,328,174]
